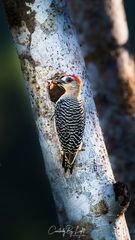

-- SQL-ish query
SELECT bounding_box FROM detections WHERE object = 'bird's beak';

[47,77,65,85]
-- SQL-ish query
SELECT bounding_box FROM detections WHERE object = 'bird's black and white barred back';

[55,95,85,173]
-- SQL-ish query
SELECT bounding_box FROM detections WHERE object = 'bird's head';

[56,75,83,97]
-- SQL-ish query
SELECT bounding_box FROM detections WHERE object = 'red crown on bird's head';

[68,75,83,88]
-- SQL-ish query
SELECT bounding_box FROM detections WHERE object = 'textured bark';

[4,0,131,239]
[69,0,135,111]
[68,0,135,238]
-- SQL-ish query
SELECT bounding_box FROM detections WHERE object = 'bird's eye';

[66,77,73,83]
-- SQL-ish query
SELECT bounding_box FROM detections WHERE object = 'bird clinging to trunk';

[53,74,85,174]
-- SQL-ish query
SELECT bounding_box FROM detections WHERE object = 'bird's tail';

[62,152,77,174]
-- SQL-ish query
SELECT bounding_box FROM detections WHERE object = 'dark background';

[124,0,135,55]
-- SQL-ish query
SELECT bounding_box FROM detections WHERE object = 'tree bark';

[68,0,135,237]
[4,0,131,239]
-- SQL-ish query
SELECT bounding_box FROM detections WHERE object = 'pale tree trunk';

[69,0,135,237]
[4,0,131,239]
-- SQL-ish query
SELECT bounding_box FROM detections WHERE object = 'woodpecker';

[54,74,85,173]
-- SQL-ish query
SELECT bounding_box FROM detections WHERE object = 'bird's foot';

[50,113,55,120]
[79,142,86,151]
